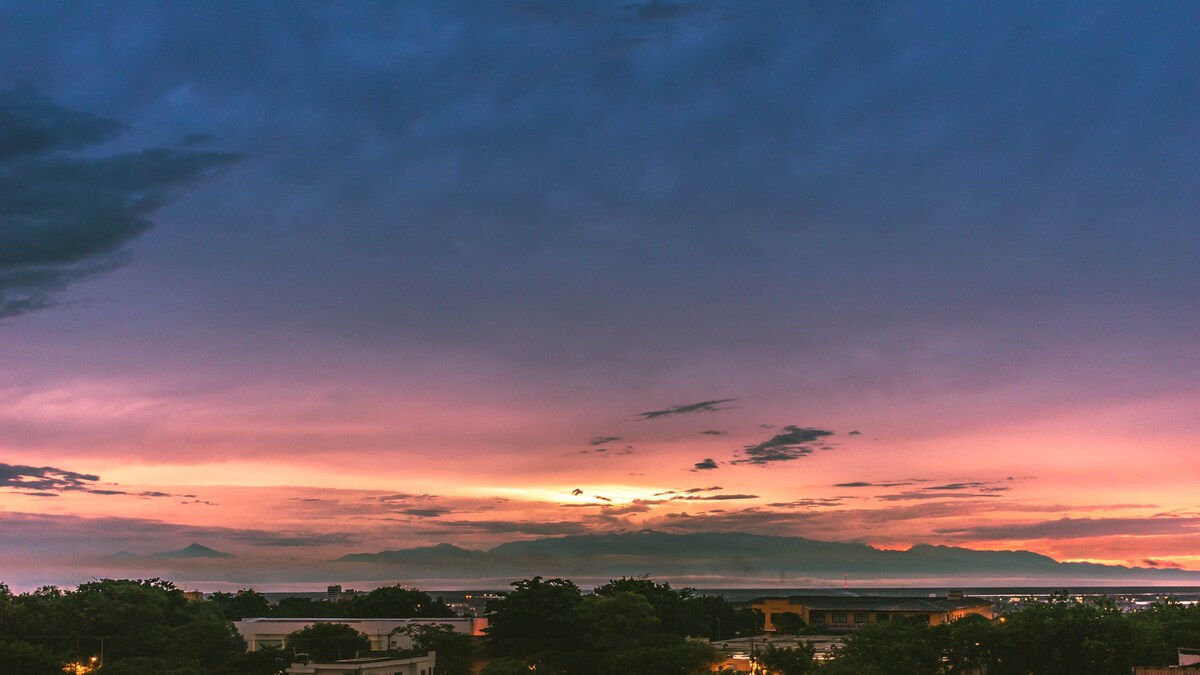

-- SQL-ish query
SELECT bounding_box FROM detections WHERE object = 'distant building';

[182,590,205,603]
[326,585,361,602]
[286,653,436,675]
[235,617,487,651]
[748,594,993,632]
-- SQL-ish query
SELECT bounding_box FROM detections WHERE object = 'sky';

[1,0,1199,591]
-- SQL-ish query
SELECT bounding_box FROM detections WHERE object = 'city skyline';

[2,1,1199,590]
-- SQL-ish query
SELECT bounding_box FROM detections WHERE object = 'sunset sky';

[2,1,1199,590]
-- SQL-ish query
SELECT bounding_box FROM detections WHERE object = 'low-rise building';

[748,593,993,632]
[286,653,436,675]
[235,617,487,651]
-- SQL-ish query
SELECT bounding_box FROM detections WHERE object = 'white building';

[286,653,436,675]
[235,617,487,651]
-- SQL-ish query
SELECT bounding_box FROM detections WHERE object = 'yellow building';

[749,593,993,632]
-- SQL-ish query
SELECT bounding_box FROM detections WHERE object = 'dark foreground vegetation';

[812,591,1200,675]
[479,576,756,675]
[5,578,1200,675]
[0,578,459,675]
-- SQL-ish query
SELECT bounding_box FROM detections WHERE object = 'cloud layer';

[0,89,240,318]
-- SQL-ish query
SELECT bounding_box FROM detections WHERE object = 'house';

[748,593,993,632]
[286,653,436,675]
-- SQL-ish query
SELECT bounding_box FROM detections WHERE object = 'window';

[853,612,868,624]
[831,612,847,624]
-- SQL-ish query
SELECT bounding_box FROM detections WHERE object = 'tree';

[98,657,208,675]
[209,589,270,621]
[285,623,371,663]
[392,623,474,675]
[214,646,287,675]
[345,586,455,618]
[62,579,191,661]
[0,640,62,675]
[484,577,584,663]
[478,658,529,675]
[772,611,806,635]
[678,593,751,639]
[592,642,717,675]
[166,618,247,669]
[593,576,690,635]
[757,642,817,675]
[272,596,332,618]
[935,613,997,674]
[824,617,941,675]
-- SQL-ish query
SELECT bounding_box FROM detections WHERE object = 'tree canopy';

[484,576,719,675]
[283,622,371,663]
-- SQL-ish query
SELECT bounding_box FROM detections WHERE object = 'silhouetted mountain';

[110,543,236,560]
[336,531,1200,584]
[159,543,236,559]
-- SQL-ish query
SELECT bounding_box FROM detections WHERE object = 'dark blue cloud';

[0,89,241,318]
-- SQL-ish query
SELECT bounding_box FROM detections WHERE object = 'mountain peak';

[157,543,236,559]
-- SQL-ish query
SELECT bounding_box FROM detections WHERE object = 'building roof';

[750,595,991,612]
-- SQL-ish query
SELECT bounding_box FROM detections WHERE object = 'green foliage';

[166,619,247,669]
[271,595,333,618]
[0,639,62,675]
[590,641,716,675]
[484,576,584,661]
[344,585,455,618]
[284,622,371,663]
[63,578,191,661]
[772,611,806,635]
[214,646,287,675]
[988,593,1156,675]
[757,642,817,675]
[99,656,209,675]
[824,617,942,675]
[593,576,691,634]
[479,657,530,675]
[392,622,474,675]
[208,589,270,620]
[485,576,717,675]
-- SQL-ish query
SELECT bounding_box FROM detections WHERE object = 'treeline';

[479,581,1200,675]
[0,579,270,675]
[9,576,1199,675]
[809,592,1200,675]
[0,579,456,675]
[207,585,455,620]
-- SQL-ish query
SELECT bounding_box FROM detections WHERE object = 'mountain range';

[336,531,1200,585]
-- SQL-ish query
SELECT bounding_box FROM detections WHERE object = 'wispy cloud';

[692,458,718,471]
[0,463,187,500]
[636,398,737,420]
[0,462,99,491]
